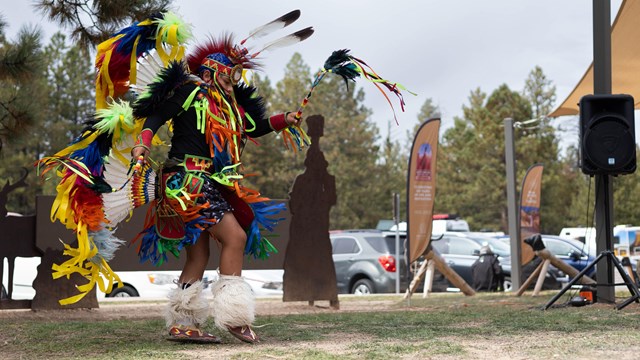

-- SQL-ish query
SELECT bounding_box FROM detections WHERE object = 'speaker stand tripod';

[544,250,640,310]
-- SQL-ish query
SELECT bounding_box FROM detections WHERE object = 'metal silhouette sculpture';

[0,169,42,309]
[0,169,98,310]
[283,115,339,308]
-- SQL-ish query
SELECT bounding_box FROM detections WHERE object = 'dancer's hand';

[131,146,149,161]
[131,147,149,174]
[286,112,302,127]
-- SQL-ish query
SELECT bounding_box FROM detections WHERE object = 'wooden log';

[404,258,428,299]
[516,260,545,296]
[532,259,551,296]
[422,260,435,298]
[424,249,475,296]
[537,249,596,285]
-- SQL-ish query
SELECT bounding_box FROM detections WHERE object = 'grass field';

[2,291,640,359]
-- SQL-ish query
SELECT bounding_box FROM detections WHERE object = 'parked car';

[2,256,283,300]
[496,234,598,281]
[429,232,562,292]
[539,235,597,279]
[330,230,409,294]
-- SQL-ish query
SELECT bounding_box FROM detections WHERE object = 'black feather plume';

[234,84,266,122]
[323,49,360,87]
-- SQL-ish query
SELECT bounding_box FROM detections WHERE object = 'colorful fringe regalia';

[36,12,193,305]
[128,35,293,266]
[36,10,302,305]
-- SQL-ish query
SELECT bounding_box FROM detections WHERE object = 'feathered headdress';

[186,10,313,85]
[187,34,255,74]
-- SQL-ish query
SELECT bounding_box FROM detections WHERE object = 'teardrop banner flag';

[519,163,544,264]
[407,118,441,263]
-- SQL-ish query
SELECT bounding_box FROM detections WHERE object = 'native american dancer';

[37,8,412,344]
[38,10,312,343]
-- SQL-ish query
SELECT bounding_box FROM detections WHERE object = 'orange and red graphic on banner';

[520,164,543,264]
[407,119,440,263]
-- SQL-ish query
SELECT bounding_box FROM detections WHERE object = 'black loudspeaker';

[579,94,636,175]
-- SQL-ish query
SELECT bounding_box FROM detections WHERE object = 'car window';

[430,238,449,254]
[332,237,360,254]
[484,238,511,257]
[448,237,480,255]
[364,236,387,253]
[365,235,407,254]
[544,239,577,256]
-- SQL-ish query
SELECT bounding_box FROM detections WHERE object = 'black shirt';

[142,82,276,160]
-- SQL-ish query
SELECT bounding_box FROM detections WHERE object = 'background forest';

[2,1,640,235]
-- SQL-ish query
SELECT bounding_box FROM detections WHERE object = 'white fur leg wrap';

[211,274,255,330]
[164,280,210,329]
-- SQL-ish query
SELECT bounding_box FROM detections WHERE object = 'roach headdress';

[186,10,314,85]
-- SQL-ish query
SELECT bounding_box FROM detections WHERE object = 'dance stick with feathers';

[291,49,416,141]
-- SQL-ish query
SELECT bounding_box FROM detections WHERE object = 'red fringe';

[71,186,106,231]
[186,34,260,73]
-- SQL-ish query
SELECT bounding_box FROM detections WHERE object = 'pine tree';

[380,121,407,222]
[436,84,532,232]
[240,54,309,199]
[406,98,441,151]
[0,33,93,213]
[34,0,171,48]
[0,19,42,153]
[521,66,578,234]
[247,53,388,229]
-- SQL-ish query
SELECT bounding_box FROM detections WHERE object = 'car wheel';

[106,284,139,298]
[351,279,374,295]
[503,277,512,292]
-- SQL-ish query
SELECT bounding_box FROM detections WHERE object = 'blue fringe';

[286,126,310,150]
[113,20,158,58]
[136,224,168,266]
[70,141,104,176]
[136,200,285,264]
[245,201,286,259]
[212,137,232,172]
[136,216,211,266]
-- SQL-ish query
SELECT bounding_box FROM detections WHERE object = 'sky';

[0,0,625,149]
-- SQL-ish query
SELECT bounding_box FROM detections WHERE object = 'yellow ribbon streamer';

[52,226,123,305]
[52,132,99,158]
[156,32,170,65]
[50,175,77,229]
[129,35,141,85]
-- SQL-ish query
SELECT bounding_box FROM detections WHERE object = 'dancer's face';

[202,70,233,96]
[216,72,233,96]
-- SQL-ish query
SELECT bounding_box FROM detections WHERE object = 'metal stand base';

[544,250,640,310]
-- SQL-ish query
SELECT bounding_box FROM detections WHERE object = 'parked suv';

[330,230,408,294]
[430,232,562,291]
